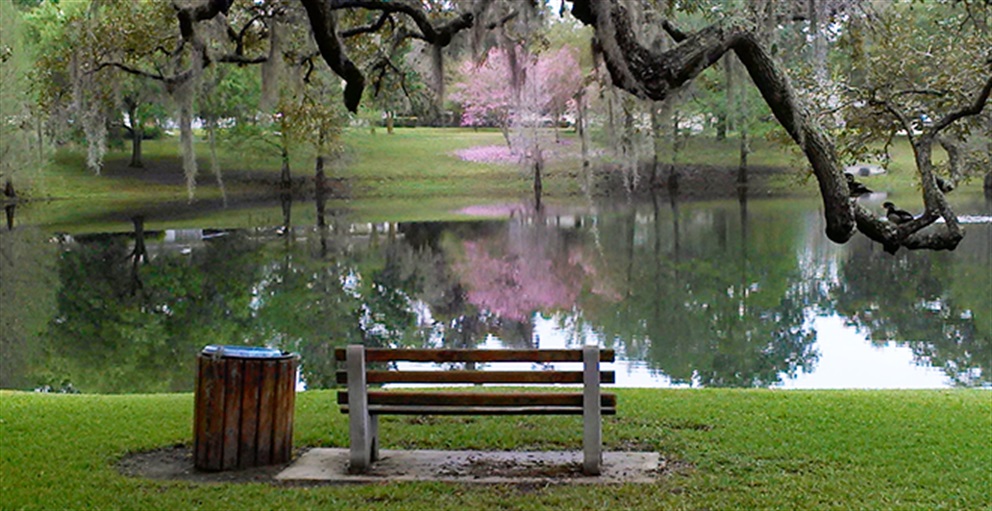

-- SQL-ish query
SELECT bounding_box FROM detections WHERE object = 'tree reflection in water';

[832,237,991,386]
[5,196,989,392]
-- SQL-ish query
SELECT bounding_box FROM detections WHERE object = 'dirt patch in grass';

[439,455,584,479]
[116,444,291,484]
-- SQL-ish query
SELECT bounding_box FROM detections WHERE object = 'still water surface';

[1,194,989,392]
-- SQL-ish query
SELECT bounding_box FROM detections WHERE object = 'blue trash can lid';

[201,345,287,359]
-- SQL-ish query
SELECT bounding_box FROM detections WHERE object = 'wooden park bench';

[334,345,616,475]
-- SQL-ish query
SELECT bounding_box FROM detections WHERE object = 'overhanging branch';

[929,71,992,134]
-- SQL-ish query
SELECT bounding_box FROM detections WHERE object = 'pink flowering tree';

[534,46,583,142]
[450,45,583,148]
[449,48,516,146]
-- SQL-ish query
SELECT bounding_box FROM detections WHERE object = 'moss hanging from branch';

[176,81,198,201]
[71,52,108,175]
[260,19,283,112]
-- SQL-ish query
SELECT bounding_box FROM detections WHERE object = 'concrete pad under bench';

[276,449,661,484]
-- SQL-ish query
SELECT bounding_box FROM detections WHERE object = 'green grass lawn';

[29,128,958,202]
[1,389,989,510]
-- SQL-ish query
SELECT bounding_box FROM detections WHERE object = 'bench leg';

[347,345,373,473]
[582,345,602,476]
[369,414,380,462]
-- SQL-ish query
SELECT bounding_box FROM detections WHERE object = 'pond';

[1,192,989,393]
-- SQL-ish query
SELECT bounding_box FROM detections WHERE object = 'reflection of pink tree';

[454,222,616,323]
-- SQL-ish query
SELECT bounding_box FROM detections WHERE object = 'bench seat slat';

[340,405,618,416]
[334,348,615,363]
[337,370,616,385]
[338,391,616,408]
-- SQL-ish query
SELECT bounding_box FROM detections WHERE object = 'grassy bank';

[1,389,989,510]
[27,129,954,203]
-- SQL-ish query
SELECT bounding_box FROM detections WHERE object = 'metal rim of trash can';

[200,344,293,359]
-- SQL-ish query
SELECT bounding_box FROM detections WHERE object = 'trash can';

[193,345,299,471]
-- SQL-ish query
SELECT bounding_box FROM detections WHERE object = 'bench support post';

[347,345,374,473]
[582,345,602,475]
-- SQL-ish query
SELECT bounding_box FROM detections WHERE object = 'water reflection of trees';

[565,196,822,387]
[45,230,265,392]
[832,235,991,387]
[0,226,58,389]
[12,197,989,392]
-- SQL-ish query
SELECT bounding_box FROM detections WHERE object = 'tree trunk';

[386,110,394,134]
[736,54,750,187]
[738,125,749,186]
[280,148,292,189]
[280,193,292,231]
[126,102,143,168]
[533,148,543,211]
[36,116,44,165]
[315,154,327,228]
[668,108,680,192]
[3,179,14,230]
[650,102,662,187]
[577,90,589,168]
[808,0,828,86]
[206,118,226,206]
[130,215,146,296]
[718,54,734,141]
[315,154,326,188]
[130,130,143,168]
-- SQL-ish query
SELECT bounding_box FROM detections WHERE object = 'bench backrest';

[333,348,616,386]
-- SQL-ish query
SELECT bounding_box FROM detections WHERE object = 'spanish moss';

[260,19,283,112]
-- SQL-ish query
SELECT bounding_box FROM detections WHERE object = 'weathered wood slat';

[221,359,243,470]
[336,370,616,385]
[338,391,617,408]
[256,361,277,466]
[237,360,261,469]
[340,405,618,416]
[334,348,615,363]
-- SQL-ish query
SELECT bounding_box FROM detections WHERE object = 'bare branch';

[929,71,992,135]
[892,88,949,98]
[216,54,267,65]
[91,62,167,82]
[329,0,474,46]
[876,97,918,145]
[485,11,519,30]
[174,0,231,41]
[234,13,267,55]
[661,20,688,42]
[340,12,392,38]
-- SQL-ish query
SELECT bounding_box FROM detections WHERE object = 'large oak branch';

[299,0,365,112]
[572,0,854,243]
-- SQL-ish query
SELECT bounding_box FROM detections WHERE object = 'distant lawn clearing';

[1,389,989,510]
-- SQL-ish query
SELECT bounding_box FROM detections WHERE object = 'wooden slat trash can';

[194,345,298,471]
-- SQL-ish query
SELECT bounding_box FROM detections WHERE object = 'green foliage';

[831,1,991,174]
[0,0,45,190]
